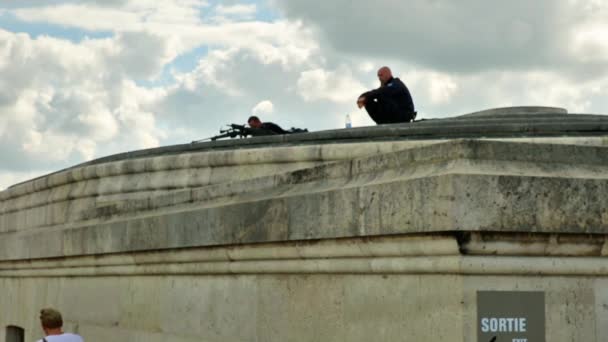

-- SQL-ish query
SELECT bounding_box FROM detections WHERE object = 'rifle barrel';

[192,123,255,143]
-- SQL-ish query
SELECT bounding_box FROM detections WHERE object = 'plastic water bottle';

[345,114,352,128]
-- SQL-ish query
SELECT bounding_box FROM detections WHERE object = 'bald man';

[357,67,415,124]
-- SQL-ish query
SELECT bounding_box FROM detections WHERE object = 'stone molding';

[0,233,606,277]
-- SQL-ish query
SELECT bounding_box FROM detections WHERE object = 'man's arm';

[357,95,366,108]
[365,79,407,99]
[357,86,389,108]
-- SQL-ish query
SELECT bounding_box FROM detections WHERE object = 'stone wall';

[0,234,606,341]
[2,109,608,341]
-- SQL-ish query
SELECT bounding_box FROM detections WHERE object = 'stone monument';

[1,107,607,341]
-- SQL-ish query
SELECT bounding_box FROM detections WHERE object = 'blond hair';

[39,308,63,329]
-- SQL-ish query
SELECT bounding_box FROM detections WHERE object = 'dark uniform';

[248,122,288,136]
[360,77,415,124]
[260,122,287,134]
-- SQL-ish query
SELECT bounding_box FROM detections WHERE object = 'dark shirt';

[248,122,287,136]
[362,77,415,114]
[260,122,287,134]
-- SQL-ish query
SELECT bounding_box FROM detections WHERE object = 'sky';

[1,0,608,190]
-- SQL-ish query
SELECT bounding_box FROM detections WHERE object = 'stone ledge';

[71,113,608,168]
[3,139,608,234]
[1,173,608,260]
[2,255,608,277]
[457,106,567,118]
[0,140,433,202]
[7,111,608,193]
[2,140,608,260]
[0,232,606,277]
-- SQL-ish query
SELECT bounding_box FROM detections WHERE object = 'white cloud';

[571,24,608,63]
[13,0,208,32]
[214,4,256,21]
[10,2,317,68]
[358,62,375,73]
[0,28,168,176]
[297,66,366,103]
[79,109,119,141]
[273,0,608,77]
[116,105,162,148]
[179,48,245,96]
[3,0,608,190]
[252,100,274,116]
[22,130,80,162]
[406,71,459,105]
[109,31,179,79]
[13,4,141,32]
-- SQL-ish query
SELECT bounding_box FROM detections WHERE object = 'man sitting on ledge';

[357,66,416,124]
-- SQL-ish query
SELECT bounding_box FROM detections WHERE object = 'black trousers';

[364,95,414,124]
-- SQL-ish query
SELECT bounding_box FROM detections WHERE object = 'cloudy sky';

[1,0,608,189]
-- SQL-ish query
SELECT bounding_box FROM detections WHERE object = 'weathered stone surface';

[458,105,568,117]
[0,234,607,342]
[2,107,608,342]
[2,139,608,260]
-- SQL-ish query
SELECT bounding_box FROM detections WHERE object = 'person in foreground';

[37,308,83,342]
[357,66,416,124]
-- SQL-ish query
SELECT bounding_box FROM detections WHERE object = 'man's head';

[377,66,393,86]
[40,308,63,335]
[248,115,262,128]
